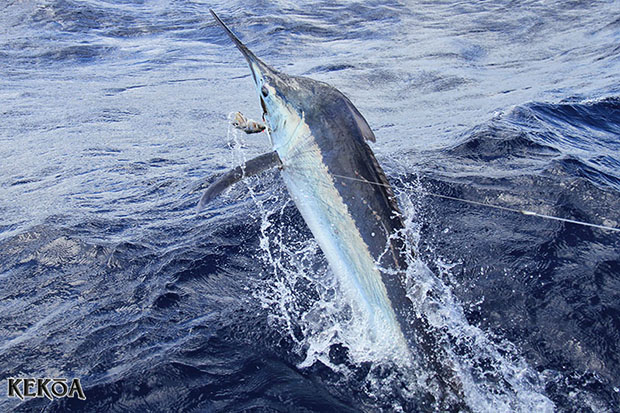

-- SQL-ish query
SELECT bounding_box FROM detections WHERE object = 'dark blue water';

[1,1,619,411]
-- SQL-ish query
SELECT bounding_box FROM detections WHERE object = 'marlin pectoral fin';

[197,151,282,211]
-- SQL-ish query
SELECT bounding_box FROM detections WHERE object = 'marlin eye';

[261,85,269,97]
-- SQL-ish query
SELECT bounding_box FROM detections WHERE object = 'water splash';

[226,120,557,409]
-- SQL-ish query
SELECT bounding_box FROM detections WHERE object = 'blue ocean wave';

[1,0,619,411]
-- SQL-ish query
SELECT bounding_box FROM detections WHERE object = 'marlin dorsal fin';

[344,96,376,142]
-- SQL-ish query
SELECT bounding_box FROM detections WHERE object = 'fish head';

[210,10,376,150]
[210,10,307,147]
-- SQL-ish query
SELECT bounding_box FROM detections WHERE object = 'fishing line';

[226,124,618,233]
[331,173,620,233]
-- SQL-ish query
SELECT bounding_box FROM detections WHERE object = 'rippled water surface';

[1,0,619,412]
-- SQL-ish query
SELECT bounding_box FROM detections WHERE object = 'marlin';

[202,10,466,409]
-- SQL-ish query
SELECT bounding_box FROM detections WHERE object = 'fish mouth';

[260,96,268,119]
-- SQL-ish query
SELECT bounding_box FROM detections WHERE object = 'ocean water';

[1,0,619,411]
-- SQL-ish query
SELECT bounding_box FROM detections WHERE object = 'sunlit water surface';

[1,1,619,411]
